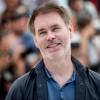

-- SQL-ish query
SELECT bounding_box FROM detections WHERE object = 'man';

[6,3,100,100]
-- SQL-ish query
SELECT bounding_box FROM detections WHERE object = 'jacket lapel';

[72,57,87,100]
[35,60,48,100]
[75,72,86,100]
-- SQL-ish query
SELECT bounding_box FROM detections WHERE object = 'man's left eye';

[52,27,60,32]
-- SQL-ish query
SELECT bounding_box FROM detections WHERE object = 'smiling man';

[6,3,100,100]
[34,11,71,60]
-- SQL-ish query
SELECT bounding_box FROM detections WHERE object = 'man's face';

[34,12,72,60]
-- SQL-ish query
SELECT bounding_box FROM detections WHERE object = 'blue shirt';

[44,68,76,100]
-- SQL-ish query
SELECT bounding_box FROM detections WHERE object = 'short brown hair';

[28,3,71,34]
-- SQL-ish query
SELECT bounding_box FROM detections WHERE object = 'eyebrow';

[50,24,60,29]
[37,24,60,33]
[38,28,46,33]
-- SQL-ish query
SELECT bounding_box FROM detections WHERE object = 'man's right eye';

[39,31,47,36]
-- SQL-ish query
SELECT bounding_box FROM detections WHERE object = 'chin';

[45,51,65,60]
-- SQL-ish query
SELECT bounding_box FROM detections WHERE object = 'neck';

[44,56,74,87]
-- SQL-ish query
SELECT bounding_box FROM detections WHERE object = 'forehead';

[34,12,65,30]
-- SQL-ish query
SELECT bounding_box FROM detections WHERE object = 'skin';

[34,12,73,87]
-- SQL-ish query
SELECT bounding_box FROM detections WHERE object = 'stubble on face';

[34,12,72,61]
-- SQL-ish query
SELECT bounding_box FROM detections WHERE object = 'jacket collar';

[30,59,48,100]
[72,57,89,100]
[29,57,89,100]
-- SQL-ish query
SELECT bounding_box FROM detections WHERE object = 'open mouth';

[47,43,61,48]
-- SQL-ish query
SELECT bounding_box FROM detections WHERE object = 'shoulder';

[88,69,100,83]
[72,57,100,86]
[5,70,36,100]
[10,72,31,90]
[72,57,100,83]
[5,59,45,100]
[86,69,100,96]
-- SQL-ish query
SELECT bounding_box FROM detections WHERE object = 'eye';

[39,31,47,36]
[52,27,60,32]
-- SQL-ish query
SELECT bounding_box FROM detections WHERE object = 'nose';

[46,31,56,41]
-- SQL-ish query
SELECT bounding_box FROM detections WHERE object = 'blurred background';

[0,0,100,99]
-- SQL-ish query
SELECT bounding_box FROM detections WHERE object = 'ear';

[68,21,74,38]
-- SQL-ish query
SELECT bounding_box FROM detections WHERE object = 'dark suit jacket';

[6,57,100,100]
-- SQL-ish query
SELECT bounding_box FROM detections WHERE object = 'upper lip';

[46,42,61,48]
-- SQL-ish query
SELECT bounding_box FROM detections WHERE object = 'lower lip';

[47,44,61,52]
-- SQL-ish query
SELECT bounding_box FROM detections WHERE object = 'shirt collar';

[44,67,76,84]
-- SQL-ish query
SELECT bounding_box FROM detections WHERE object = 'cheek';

[63,33,71,44]
[34,37,44,49]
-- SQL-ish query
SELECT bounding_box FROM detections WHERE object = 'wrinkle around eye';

[51,27,61,33]
[39,31,47,36]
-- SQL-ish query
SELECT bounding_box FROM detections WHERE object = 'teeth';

[47,43,59,48]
